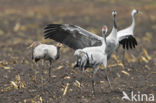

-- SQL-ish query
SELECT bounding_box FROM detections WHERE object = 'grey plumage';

[28,41,62,77]
[44,24,102,50]
[73,23,112,94]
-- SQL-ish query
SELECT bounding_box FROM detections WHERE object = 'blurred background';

[0,0,155,103]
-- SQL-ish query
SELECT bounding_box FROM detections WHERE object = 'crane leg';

[104,69,112,90]
[41,60,44,92]
[92,67,99,95]
[99,69,112,90]
[49,61,52,78]
[122,50,125,65]
[33,60,37,82]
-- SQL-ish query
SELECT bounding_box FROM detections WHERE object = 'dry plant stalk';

[143,48,151,60]
[121,71,130,76]
[74,80,81,88]
[63,83,70,96]
[10,81,18,89]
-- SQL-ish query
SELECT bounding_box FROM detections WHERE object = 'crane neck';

[131,14,136,30]
[102,32,107,45]
[102,38,107,46]
[56,46,61,60]
[101,37,107,53]
[104,36,106,45]
[109,14,117,39]
[113,15,117,29]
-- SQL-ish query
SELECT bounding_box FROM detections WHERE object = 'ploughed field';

[0,0,155,103]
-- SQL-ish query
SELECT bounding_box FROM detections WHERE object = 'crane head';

[132,9,143,16]
[112,10,117,16]
[102,25,108,35]
[56,43,63,48]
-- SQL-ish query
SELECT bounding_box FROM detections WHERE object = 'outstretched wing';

[117,29,137,49]
[44,24,103,50]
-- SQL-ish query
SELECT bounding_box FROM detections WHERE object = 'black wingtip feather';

[43,24,64,39]
[123,40,126,49]
[126,40,129,50]
[119,35,137,49]
[129,41,132,49]
[44,24,62,30]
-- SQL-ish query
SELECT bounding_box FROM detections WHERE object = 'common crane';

[74,25,114,93]
[117,9,142,49]
[28,41,63,77]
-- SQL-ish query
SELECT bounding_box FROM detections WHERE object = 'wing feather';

[118,35,137,49]
[44,24,103,49]
[117,27,138,49]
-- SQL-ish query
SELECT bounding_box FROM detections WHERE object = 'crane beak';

[57,43,64,48]
[26,43,34,49]
[138,11,143,15]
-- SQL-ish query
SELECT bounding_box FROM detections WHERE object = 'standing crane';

[74,25,113,93]
[28,41,62,77]
[117,9,142,64]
